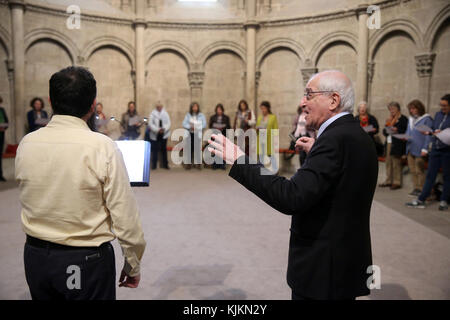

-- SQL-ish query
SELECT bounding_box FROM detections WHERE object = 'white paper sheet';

[435,128,450,146]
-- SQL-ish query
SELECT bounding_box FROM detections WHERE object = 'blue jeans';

[418,148,450,202]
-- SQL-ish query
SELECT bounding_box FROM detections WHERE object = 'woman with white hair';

[354,101,381,155]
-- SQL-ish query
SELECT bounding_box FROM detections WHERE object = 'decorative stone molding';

[188,72,205,88]
[130,69,136,88]
[368,62,375,83]
[255,71,261,88]
[415,53,436,78]
[5,58,13,80]
[301,68,318,86]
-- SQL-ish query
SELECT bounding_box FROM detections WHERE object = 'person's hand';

[295,137,315,154]
[208,133,245,164]
[434,129,441,135]
[119,269,140,288]
[159,128,164,134]
[421,151,428,157]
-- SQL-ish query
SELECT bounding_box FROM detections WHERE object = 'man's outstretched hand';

[208,134,245,164]
[119,269,140,288]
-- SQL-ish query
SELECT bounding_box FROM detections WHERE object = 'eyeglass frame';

[303,90,335,101]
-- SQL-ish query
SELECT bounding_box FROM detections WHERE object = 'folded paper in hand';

[435,128,450,146]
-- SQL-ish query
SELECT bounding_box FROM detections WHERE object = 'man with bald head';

[208,70,378,300]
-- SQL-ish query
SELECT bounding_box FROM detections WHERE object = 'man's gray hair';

[309,70,355,113]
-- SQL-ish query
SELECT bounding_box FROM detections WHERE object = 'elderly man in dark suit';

[208,70,378,300]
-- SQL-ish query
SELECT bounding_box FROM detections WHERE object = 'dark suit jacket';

[229,114,378,299]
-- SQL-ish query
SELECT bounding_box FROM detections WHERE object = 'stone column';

[9,0,25,143]
[188,71,205,104]
[367,62,375,108]
[245,0,258,112]
[134,0,146,112]
[415,53,435,110]
[356,5,369,108]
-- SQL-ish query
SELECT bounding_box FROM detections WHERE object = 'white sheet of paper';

[385,127,395,135]
[392,134,411,140]
[363,125,374,132]
[129,117,141,126]
[35,118,49,125]
[415,124,433,132]
[435,128,450,146]
[95,119,109,126]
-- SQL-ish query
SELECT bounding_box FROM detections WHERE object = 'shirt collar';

[46,115,90,130]
[317,112,350,138]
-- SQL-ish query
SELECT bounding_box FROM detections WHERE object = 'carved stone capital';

[244,21,260,30]
[8,0,26,10]
[188,72,205,88]
[133,19,147,29]
[301,67,318,86]
[415,53,436,78]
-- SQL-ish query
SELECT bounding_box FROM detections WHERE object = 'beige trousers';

[384,143,403,186]
[407,152,426,190]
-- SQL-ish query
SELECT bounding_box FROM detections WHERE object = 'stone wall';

[0,0,449,151]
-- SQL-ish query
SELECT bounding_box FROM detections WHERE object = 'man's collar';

[317,112,350,138]
[46,115,90,130]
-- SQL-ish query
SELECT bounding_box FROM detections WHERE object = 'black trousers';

[150,135,168,169]
[24,235,116,300]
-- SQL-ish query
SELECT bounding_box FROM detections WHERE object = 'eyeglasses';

[304,90,334,101]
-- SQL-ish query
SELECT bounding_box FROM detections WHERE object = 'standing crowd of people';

[0,92,448,212]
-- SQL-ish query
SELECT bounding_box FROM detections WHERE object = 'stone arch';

[24,28,78,64]
[0,25,10,59]
[425,3,450,50]
[199,41,246,67]
[81,36,135,68]
[145,41,194,71]
[257,38,306,70]
[370,18,424,60]
[309,31,358,66]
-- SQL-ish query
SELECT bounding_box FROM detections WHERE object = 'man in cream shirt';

[15,66,146,300]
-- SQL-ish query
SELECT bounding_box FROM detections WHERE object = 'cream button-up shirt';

[15,115,146,277]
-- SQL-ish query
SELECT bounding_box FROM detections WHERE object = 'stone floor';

[0,157,449,300]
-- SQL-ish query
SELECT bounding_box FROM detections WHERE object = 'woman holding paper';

[182,102,206,170]
[405,100,433,197]
[209,103,231,170]
[379,101,408,190]
[27,97,49,132]
[407,94,450,211]
[354,101,381,155]
[121,101,143,140]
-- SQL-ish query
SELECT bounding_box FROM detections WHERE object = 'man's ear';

[48,96,52,108]
[90,98,97,113]
[329,92,340,112]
